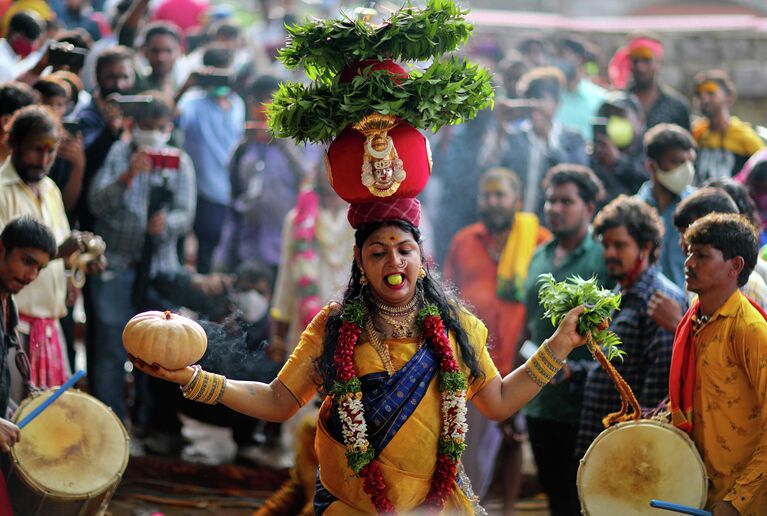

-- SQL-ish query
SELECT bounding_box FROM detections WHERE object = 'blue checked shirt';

[575,265,686,458]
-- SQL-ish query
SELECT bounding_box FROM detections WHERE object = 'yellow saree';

[278,305,499,514]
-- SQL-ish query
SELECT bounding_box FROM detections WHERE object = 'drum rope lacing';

[14,347,37,395]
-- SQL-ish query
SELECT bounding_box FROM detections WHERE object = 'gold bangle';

[202,374,219,404]
[525,363,547,387]
[540,340,566,368]
[212,377,227,405]
[525,341,565,387]
[530,355,554,383]
[197,373,227,405]
[189,370,209,400]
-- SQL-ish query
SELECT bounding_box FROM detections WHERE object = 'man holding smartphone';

[177,45,244,273]
[590,91,648,201]
[87,92,195,422]
[74,45,136,231]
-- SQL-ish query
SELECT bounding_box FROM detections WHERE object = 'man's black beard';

[551,225,582,242]
[479,213,513,233]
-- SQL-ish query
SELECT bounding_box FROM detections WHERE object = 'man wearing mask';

[554,35,606,143]
[0,105,102,402]
[0,11,44,81]
[177,44,245,273]
[634,123,697,291]
[692,70,764,184]
[592,91,648,200]
[576,196,685,458]
[444,167,550,509]
[522,164,608,516]
[612,33,690,131]
[75,45,137,230]
[87,92,195,421]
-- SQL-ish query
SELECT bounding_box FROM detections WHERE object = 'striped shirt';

[88,140,196,276]
[575,266,686,458]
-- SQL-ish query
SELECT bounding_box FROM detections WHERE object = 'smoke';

[196,315,281,382]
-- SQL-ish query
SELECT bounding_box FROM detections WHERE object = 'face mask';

[209,86,231,98]
[606,116,634,149]
[10,37,34,58]
[132,128,170,148]
[656,160,694,194]
[234,290,269,323]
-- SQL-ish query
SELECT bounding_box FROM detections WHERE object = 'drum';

[8,389,129,516]
[577,419,707,516]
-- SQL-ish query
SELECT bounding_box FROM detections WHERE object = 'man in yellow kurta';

[670,213,767,515]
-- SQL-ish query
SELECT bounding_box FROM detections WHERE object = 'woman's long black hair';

[315,220,484,394]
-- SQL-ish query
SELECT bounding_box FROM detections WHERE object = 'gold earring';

[418,266,426,280]
[359,269,369,286]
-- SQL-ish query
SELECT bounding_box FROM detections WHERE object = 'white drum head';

[577,420,707,516]
[12,389,129,497]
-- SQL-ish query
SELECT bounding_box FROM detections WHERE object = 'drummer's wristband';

[525,340,565,387]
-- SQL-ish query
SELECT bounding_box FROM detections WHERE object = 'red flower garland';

[332,304,466,514]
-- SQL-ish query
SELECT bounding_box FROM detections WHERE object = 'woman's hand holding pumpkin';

[128,353,194,385]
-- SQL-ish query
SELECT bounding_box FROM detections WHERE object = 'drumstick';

[17,370,86,429]
[650,499,712,516]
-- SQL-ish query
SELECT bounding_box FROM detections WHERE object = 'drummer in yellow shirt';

[670,213,767,516]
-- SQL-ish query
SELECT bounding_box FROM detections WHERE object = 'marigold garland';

[331,298,468,513]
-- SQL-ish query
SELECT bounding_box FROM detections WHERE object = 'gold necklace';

[365,317,396,375]
[377,310,418,339]
[370,294,418,316]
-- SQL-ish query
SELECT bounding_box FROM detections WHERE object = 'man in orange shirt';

[444,166,550,508]
[670,213,767,516]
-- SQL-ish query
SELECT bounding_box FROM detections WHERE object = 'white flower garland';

[440,389,468,441]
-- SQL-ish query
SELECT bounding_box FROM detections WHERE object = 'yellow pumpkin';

[122,310,207,370]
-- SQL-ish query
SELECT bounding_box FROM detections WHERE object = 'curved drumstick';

[17,370,86,429]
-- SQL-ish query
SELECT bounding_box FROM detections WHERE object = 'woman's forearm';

[218,378,301,422]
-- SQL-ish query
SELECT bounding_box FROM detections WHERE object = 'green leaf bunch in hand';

[537,273,626,361]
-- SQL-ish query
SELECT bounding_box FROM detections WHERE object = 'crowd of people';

[0,0,765,514]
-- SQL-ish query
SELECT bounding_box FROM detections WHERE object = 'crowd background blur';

[2,0,767,513]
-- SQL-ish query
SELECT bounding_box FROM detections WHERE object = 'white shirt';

[0,159,69,319]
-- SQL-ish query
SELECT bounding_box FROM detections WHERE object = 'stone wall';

[472,0,767,16]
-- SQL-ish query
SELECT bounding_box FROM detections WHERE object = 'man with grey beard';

[444,167,550,510]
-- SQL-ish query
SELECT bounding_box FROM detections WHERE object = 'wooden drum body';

[8,389,129,516]
[577,419,707,516]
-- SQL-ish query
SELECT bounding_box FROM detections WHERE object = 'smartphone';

[62,116,80,135]
[195,70,230,88]
[112,94,154,118]
[146,149,181,170]
[592,116,609,140]
[48,42,88,69]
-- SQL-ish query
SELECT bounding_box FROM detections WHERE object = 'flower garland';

[330,299,468,513]
[291,187,323,329]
